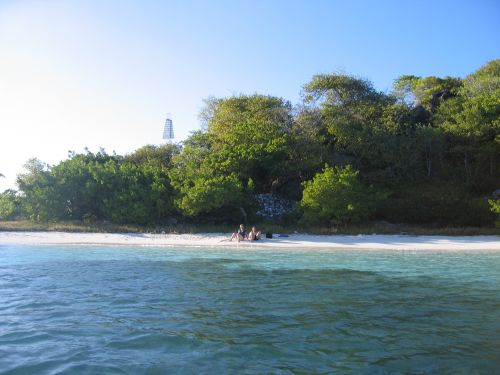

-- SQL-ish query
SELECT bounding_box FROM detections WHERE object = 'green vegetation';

[16,145,179,225]
[489,199,500,228]
[300,165,384,225]
[0,190,21,220]
[2,60,499,230]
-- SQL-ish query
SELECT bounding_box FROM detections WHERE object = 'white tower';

[162,114,174,142]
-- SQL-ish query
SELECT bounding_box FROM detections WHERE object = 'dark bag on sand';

[266,232,273,239]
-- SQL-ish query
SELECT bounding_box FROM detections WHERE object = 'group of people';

[230,224,261,242]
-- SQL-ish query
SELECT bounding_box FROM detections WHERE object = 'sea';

[0,244,499,374]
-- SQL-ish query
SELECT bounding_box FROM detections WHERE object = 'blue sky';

[0,0,499,191]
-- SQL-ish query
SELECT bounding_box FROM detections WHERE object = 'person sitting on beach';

[230,224,247,242]
[248,226,261,241]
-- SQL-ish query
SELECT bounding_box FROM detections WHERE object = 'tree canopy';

[5,60,499,227]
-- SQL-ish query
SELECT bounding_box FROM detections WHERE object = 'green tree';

[94,161,163,224]
[125,143,181,167]
[206,94,293,191]
[49,152,113,220]
[303,74,393,170]
[16,149,177,224]
[85,152,176,225]
[303,73,430,185]
[169,94,293,220]
[394,75,463,113]
[283,107,330,199]
[300,165,382,225]
[169,132,253,221]
[16,158,63,221]
[0,189,20,220]
[489,199,500,227]
[174,173,246,217]
[436,60,500,190]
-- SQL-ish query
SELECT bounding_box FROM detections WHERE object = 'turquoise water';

[0,245,499,374]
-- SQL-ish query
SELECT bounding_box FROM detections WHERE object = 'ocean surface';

[0,244,499,374]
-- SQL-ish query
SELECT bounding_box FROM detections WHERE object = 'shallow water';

[0,244,499,374]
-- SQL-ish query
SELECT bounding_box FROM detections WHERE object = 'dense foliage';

[0,189,20,220]
[300,165,384,225]
[4,60,499,227]
[16,145,179,224]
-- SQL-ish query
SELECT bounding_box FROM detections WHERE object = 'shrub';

[380,183,495,226]
[0,190,21,220]
[300,165,382,225]
[489,199,500,227]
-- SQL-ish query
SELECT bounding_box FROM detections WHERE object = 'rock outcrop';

[255,194,294,219]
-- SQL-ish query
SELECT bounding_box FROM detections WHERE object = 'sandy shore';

[1,231,499,250]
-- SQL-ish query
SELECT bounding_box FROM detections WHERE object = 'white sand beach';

[0,231,499,251]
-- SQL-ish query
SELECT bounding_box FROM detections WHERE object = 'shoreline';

[1,231,500,250]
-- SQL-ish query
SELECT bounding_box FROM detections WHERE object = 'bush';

[489,199,500,227]
[380,183,495,226]
[300,165,382,225]
[0,190,21,220]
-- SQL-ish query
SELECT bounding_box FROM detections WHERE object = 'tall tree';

[170,94,294,220]
[303,73,420,184]
[206,94,293,191]
[435,60,500,190]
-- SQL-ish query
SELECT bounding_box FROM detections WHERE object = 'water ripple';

[0,245,499,374]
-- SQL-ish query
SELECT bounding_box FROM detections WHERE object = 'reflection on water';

[0,245,499,374]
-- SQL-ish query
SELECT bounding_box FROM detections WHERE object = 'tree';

[282,107,330,199]
[437,60,499,140]
[50,152,112,220]
[16,149,177,224]
[16,158,62,221]
[435,60,500,190]
[169,94,293,220]
[174,173,246,217]
[0,189,20,220]
[169,131,253,221]
[300,165,382,225]
[394,75,463,113]
[303,73,427,185]
[413,126,446,178]
[125,143,181,167]
[94,160,174,224]
[205,94,293,191]
[10,62,499,228]
[489,199,500,227]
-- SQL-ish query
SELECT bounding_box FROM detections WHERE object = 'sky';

[1,0,499,191]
